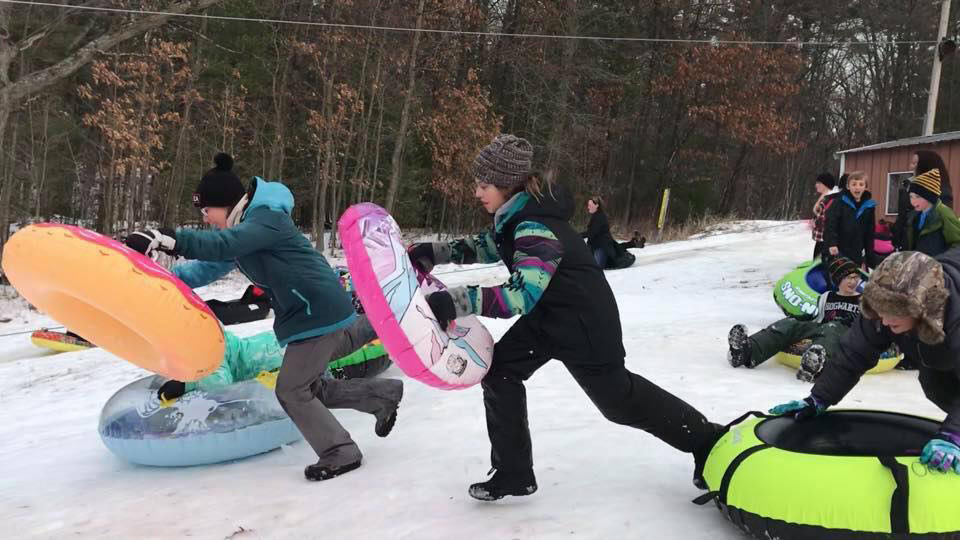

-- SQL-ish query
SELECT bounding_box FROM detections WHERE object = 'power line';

[0,0,941,47]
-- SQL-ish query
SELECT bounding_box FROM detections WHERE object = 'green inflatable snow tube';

[773,258,867,319]
[773,259,831,318]
[699,410,960,539]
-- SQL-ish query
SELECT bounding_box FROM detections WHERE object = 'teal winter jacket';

[174,177,356,346]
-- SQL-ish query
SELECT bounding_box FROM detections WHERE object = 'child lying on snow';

[727,257,862,382]
[156,330,391,400]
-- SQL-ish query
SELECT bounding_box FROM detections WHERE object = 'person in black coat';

[770,251,960,474]
[823,171,876,269]
[582,196,618,268]
[408,135,720,501]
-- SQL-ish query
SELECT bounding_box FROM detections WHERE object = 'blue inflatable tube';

[98,375,302,467]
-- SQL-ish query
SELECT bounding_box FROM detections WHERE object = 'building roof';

[837,131,960,155]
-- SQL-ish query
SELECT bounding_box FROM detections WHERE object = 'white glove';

[125,228,177,258]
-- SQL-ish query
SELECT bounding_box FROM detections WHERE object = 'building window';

[886,171,913,215]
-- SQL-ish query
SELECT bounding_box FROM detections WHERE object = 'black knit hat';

[828,256,859,285]
[193,153,245,209]
[815,173,836,190]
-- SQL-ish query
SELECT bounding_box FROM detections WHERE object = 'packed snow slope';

[0,221,945,539]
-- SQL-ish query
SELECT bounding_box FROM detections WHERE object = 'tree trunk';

[0,97,16,247]
[544,0,579,178]
[717,143,751,215]
[384,0,426,213]
[33,99,49,220]
[163,24,204,227]
[311,151,324,243]
[369,81,386,203]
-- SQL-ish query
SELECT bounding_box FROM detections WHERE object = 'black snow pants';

[482,317,716,473]
[920,366,960,423]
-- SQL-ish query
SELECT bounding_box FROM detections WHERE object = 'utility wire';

[0,0,941,47]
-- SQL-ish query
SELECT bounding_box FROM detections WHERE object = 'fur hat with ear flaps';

[861,252,949,345]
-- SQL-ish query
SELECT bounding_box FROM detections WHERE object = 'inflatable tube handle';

[877,456,910,534]
[691,492,717,506]
[724,410,774,430]
[715,410,775,441]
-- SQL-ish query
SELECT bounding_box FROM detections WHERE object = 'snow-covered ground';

[0,221,944,540]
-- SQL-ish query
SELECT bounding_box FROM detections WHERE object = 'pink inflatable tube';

[339,203,493,389]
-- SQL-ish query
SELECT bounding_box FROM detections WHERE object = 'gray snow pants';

[276,315,402,466]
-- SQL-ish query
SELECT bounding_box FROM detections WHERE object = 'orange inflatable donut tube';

[1,224,224,380]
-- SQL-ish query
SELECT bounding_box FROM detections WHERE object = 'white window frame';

[886,171,912,215]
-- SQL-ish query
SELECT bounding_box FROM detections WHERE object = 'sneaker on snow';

[304,458,362,481]
[727,324,751,368]
[797,345,826,383]
[374,380,404,438]
[468,469,537,501]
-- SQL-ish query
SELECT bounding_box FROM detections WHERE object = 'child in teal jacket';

[126,154,402,481]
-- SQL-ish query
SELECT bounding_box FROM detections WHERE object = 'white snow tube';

[98,375,301,467]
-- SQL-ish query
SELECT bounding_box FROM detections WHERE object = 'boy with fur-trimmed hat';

[771,251,960,474]
[728,257,862,382]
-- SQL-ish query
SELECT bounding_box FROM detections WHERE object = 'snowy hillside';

[0,221,944,540]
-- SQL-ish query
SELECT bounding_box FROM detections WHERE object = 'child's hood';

[247,177,294,215]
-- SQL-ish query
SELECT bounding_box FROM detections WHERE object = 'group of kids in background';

[726,149,960,474]
[118,135,960,504]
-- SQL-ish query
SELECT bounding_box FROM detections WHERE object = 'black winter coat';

[892,177,916,251]
[823,189,877,267]
[497,188,625,360]
[582,209,618,263]
[906,209,949,257]
[812,249,960,433]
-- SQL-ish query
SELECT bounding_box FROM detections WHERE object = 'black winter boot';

[468,469,537,501]
[304,458,362,481]
[692,423,724,490]
[374,379,404,438]
[727,324,751,368]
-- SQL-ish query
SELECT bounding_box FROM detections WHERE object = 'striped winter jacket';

[447,187,625,360]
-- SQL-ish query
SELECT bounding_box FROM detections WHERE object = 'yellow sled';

[774,340,901,374]
[30,330,93,353]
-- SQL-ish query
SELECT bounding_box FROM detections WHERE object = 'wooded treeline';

[0,0,957,259]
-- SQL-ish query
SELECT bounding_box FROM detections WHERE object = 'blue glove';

[769,395,827,420]
[920,431,960,474]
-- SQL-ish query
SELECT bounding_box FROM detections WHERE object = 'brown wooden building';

[837,131,960,222]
